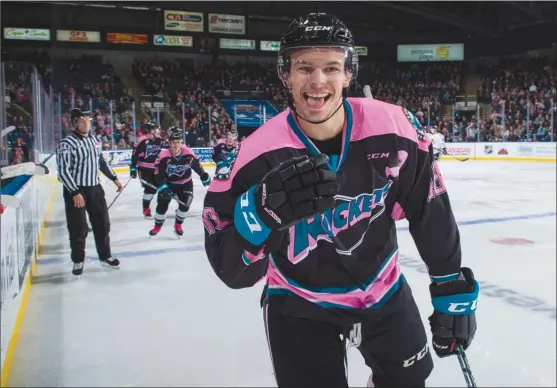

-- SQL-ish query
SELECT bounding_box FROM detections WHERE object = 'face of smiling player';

[286,47,351,129]
[170,139,182,155]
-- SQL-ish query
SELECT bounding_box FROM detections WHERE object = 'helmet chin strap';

[295,100,344,125]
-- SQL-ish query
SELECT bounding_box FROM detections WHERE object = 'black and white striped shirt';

[56,132,117,195]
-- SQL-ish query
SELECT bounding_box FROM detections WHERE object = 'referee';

[56,108,123,275]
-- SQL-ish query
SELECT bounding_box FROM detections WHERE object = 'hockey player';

[203,13,478,388]
[130,122,164,219]
[150,126,211,237]
[212,128,240,180]
[430,126,447,161]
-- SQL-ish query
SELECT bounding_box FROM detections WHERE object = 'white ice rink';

[7,161,557,387]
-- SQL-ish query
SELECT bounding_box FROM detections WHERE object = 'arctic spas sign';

[3,28,50,41]
[57,30,100,43]
[397,43,464,62]
[260,40,280,51]
[153,34,193,47]
[208,13,246,35]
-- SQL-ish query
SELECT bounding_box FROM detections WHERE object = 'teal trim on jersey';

[266,275,405,310]
[269,247,398,294]
[234,186,271,246]
[286,99,353,173]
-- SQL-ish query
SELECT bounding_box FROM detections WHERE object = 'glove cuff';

[430,268,479,316]
[234,186,271,246]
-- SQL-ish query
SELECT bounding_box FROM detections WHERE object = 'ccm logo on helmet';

[305,26,333,31]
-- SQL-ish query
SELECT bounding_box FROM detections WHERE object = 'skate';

[100,257,120,269]
[149,223,162,236]
[174,222,183,237]
[72,262,84,276]
[143,208,153,220]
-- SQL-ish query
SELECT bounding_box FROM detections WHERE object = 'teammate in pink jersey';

[150,126,211,237]
[203,13,478,388]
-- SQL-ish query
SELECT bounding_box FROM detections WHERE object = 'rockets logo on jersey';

[146,144,162,158]
[215,143,240,181]
[288,181,393,264]
[403,108,426,143]
[166,163,191,177]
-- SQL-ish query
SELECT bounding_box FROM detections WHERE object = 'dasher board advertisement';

[164,10,204,32]
[4,28,50,41]
[208,13,246,35]
[57,30,100,43]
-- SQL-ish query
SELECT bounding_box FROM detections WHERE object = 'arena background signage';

[397,43,464,62]
[208,13,246,35]
[56,30,100,43]
[3,28,50,41]
[355,46,368,56]
[219,38,255,50]
[260,40,280,51]
[153,34,193,47]
[107,33,148,45]
[164,10,204,32]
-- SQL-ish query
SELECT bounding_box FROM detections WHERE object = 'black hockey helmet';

[167,126,183,141]
[145,122,158,133]
[70,108,91,127]
[277,13,359,86]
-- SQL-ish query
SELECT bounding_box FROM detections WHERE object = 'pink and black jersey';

[131,135,165,170]
[203,97,461,318]
[154,145,206,186]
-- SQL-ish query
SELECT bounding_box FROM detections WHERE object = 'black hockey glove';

[429,267,479,358]
[157,183,172,201]
[234,154,340,246]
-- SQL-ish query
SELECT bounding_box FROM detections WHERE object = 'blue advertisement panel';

[221,100,278,128]
[102,148,215,166]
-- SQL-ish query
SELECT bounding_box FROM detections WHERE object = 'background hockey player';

[429,126,447,161]
[150,126,211,237]
[203,13,479,388]
[212,128,239,180]
[130,122,164,219]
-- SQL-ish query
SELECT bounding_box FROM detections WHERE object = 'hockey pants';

[262,279,433,388]
[139,168,157,209]
[154,181,194,226]
[63,185,112,263]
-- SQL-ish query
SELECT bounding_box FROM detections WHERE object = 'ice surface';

[7,162,557,387]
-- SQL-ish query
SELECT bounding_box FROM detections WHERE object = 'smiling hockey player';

[130,122,164,219]
[203,13,478,388]
[150,126,211,237]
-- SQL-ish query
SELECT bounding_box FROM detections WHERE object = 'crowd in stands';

[1,50,555,169]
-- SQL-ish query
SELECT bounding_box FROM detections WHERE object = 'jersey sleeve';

[203,156,274,290]
[153,155,167,187]
[131,139,144,168]
[212,144,222,162]
[190,155,207,178]
[395,109,462,282]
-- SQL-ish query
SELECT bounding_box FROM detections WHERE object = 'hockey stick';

[447,154,470,162]
[1,126,15,139]
[456,344,477,387]
[363,85,373,99]
[107,177,132,210]
[139,178,191,207]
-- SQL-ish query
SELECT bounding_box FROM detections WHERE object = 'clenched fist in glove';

[234,154,340,246]
[429,267,479,358]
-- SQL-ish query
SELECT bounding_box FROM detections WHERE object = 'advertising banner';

[164,10,204,32]
[107,33,148,45]
[56,30,100,43]
[219,38,255,50]
[355,46,368,56]
[208,13,246,35]
[397,43,464,62]
[102,148,215,166]
[445,144,474,157]
[3,28,50,41]
[153,34,193,47]
[260,40,280,51]
[476,143,510,159]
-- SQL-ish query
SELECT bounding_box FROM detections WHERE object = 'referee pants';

[63,185,112,263]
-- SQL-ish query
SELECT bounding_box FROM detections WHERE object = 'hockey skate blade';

[100,262,120,270]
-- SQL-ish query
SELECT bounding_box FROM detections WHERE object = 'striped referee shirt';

[56,132,118,195]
